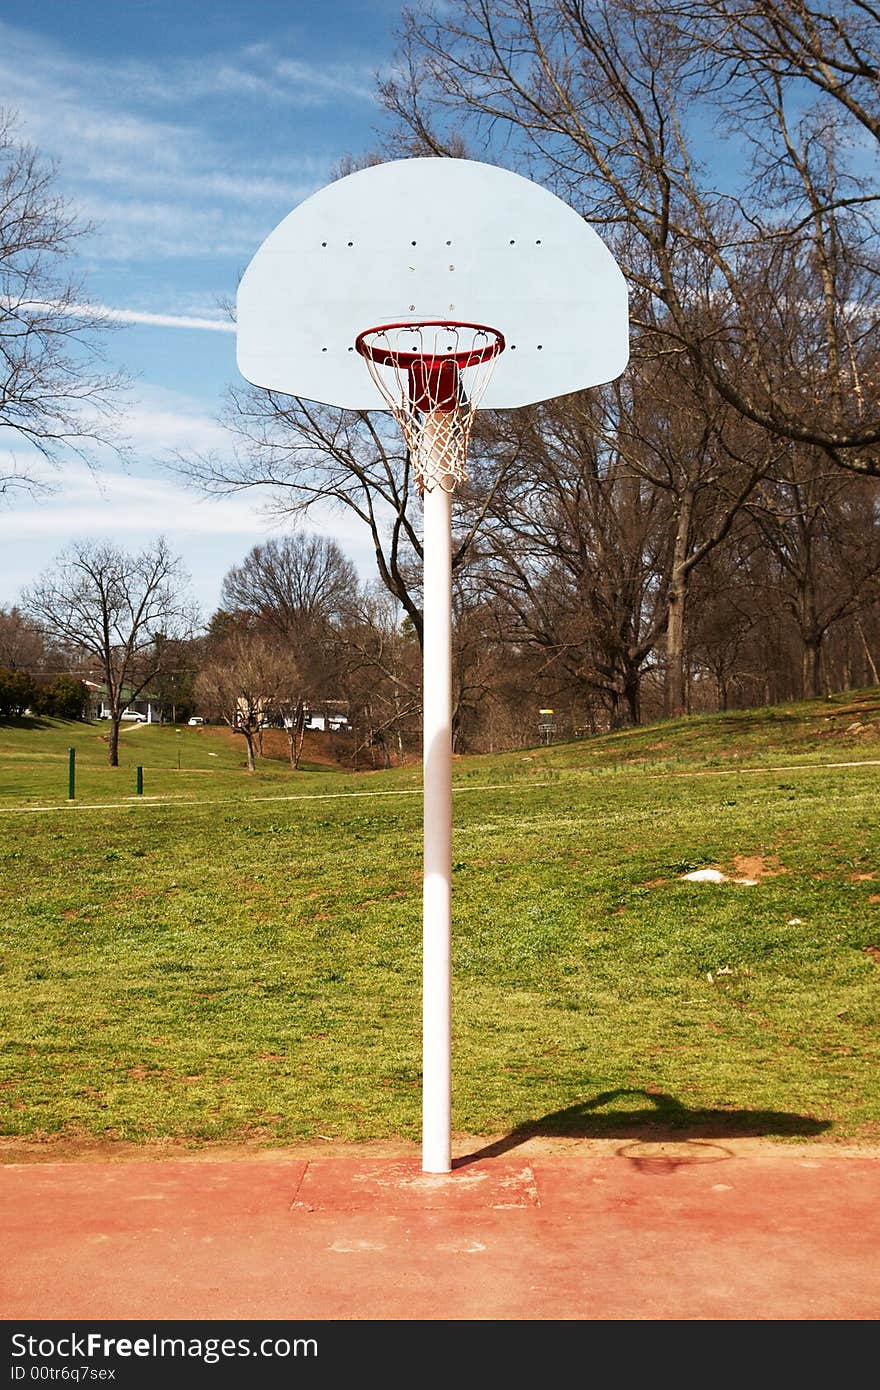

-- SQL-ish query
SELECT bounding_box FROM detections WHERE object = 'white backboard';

[237,157,629,411]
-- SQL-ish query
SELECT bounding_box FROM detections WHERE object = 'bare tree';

[278,690,308,769]
[0,606,46,672]
[0,109,126,498]
[666,1,880,145]
[461,346,776,724]
[181,390,428,636]
[613,327,780,717]
[685,540,763,710]
[746,450,880,696]
[382,1,880,476]
[194,631,297,772]
[221,533,359,637]
[22,539,195,765]
[462,391,666,727]
[219,532,363,762]
[177,371,516,649]
[335,587,421,765]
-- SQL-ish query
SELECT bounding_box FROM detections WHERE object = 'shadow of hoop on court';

[454,1087,831,1169]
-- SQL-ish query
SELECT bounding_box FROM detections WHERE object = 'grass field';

[1,690,879,1151]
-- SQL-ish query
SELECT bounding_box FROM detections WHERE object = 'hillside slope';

[1,687,879,807]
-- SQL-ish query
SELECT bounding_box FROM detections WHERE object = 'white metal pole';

[422,475,453,1174]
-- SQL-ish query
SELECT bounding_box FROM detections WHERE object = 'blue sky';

[0,0,406,620]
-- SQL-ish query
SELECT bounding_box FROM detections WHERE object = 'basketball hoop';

[239,158,629,1175]
[355,320,505,493]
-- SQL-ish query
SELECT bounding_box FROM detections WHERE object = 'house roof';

[87,683,161,703]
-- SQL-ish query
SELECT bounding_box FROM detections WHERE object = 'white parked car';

[188,716,205,726]
[120,710,146,722]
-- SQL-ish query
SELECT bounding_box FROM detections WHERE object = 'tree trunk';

[856,617,879,685]
[375,731,392,769]
[623,666,641,726]
[108,718,120,767]
[606,686,622,730]
[285,700,306,769]
[802,635,823,700]
[665,583,687,718]
[393,688,405,763]
[664,490,694,720]
[242,731,256,772]
[294,700,305,768]
[608,675,640,729]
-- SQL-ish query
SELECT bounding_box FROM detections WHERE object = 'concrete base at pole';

[421,479,453,1174]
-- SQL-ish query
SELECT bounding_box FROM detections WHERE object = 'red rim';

[355,320,505,369]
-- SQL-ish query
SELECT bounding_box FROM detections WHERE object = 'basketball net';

[355,321,504,493]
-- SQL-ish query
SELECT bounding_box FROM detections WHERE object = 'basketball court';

[1,1138,878,1321]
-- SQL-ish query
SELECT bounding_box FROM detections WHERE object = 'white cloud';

[0,461,264,541]
[0,16,391,616]
[0,18,380,118]
[7,296,235,334]
[273,59,377,104]
[0,380,379,603]
[121,393,232,457]
[0,382,232,494]
[98,306,235,333]
[0,19,362,262]
[0,454,379,614]
[0,444,372,560]
[70,193,307,262]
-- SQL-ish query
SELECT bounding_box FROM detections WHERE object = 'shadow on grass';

[0,715,53,730]
[455,1087,831,1168]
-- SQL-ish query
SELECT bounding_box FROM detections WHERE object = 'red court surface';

[2,1137,878,1321]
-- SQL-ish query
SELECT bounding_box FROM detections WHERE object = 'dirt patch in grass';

[733,853,788,880]
[822,701,880,720]
[192,722,344,771]
[258,728,338,768]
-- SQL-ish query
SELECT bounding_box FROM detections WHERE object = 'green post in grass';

[68,748,75,801]
[136,766,143,796]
